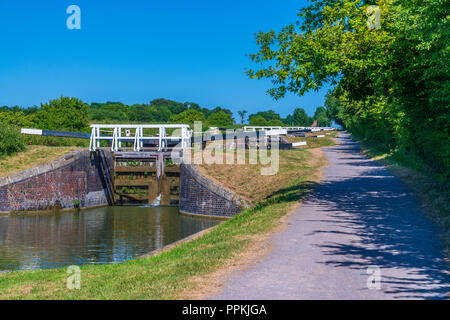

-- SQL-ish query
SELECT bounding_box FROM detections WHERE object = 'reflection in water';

[0,206,220,271]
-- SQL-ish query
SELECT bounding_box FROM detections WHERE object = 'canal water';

[0,206,220,271]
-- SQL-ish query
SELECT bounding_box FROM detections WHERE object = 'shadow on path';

[305,134,449,299]
[214,132,449,300]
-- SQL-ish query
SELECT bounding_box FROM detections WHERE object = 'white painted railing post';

[89,124,190,153]
[96,127,100,149]
[112,127,117,152]
[133,128,138,152]
[118,128,122,149]
[89,127,95,151]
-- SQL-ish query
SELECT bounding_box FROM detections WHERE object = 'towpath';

[213,132,449,299]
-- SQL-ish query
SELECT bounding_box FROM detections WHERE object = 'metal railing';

[89,124,192,152]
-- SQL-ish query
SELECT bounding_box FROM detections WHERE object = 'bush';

[22,135,89,148]
[0,125,25,156]
[35,96,90,132]
[207,111,234,128]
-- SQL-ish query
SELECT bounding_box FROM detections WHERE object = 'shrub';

[0,124,25,156]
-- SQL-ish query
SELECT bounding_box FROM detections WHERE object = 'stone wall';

[0,149,111,213]
[179,164,251,217]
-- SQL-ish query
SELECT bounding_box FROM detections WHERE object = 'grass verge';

[0,145,81,178]
[0,145,329,299]
[286,131,338,148]
[353,135,450,262]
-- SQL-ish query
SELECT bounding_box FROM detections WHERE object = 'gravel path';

[213,132,449,299]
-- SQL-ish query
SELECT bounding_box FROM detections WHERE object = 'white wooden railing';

[89,124,191,152]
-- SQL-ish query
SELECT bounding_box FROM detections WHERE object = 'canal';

[0,206,220,271]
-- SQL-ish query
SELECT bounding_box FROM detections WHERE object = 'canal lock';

[112,153,180,206]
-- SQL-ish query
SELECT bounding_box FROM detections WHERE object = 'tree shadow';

[302,134,450,299]
[251,181,320,212]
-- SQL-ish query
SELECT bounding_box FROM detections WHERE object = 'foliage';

[247,0,449,176]
[248,110,281,122]
[150,98,187,115]
[293,108,312,126]
[170,109,206,128]
[249,115,268,126]
[248,115,285,126]
[207,111,234,128]
[36,97,90,132]
[314,106,332,127]
[0,111,35,128]
[90,102,130,122]
[0,125,25,156]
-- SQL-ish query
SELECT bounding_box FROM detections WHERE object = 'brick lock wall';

[179,164,251,217]
[0,186,9,212]
[0,149,111,212]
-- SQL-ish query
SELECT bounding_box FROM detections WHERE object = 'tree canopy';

[207,111,234,128]
[248,0,449,175]
[36,97,90,132]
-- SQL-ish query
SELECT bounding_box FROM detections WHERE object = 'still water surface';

[0,206,220,271]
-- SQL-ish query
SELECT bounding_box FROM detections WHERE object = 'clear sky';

[0,0,331,119]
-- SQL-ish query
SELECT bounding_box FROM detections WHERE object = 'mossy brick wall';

[0,149,111,212]
[179,163,251,217]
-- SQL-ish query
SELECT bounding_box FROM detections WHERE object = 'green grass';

[0,146,81,178]
[0,147,327,299]
[353,134,450,263]
[286,131,338,148]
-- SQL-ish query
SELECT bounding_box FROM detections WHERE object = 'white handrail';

[89,124,191,152]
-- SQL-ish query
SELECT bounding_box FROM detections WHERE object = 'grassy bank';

[0,146,81,178]
[0,142,331,299]
[197,148,323,203]
[353,135,450,262]
[286,131,338,148]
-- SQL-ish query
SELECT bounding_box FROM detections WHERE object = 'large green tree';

[36,97,90,132]
[207,111,234,128]
[247,0,449,175]
[313,106,331,127]
[170,109,206,128]
[248,110,281,123]
[150,98,187,115]
[90,102,130,122]
[292,108,311,126]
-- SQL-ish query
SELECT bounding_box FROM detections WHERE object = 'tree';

[0,110,36,127]
[249,115,268,126]
[248,110,281,123]
[207,111,234,128]
[266,119,285,126]
[128,104,156,123]
[313,106,331,127]
[247,0,449,174]
[209,107,233,119]
[292,108,310,126]
[283,114,294,126]
[0,124,25,156]
[170,109,206,128]
[238,110,248,124]
[150,98,187,115]
[89,102,130,122]
[36,97,90,132]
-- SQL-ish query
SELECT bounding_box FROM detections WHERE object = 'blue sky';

[0,0,331,119]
